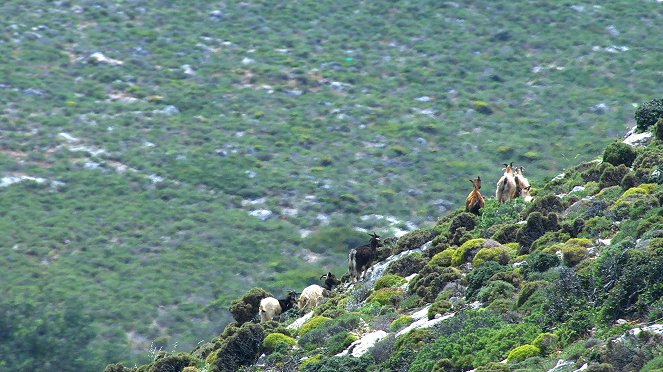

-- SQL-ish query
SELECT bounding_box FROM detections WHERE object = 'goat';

[465,176,485,215]
[495,162,517,203]
[259,290,298,322]
[348,232,383,283]
[514,166,533,202]
[297,272,342,311]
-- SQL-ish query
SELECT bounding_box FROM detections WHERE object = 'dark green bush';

[394,228,441,255]
[531,231,570,252]
[526,252,560,273]
[603,142,638,167]
[516,280,549,308]
[374,274,407,290]
[449,212,477,246]
[523,195,564,218]
[599,163,630,189]
[532,332,559,355]
[206,322,265,372]
[477,280,516,304]
[150,352,198,372]
[634,98,663,131]
[301,354,376,372]
[516,212,560,253]
[428,298,452,320]
[386,252,426,277]
[466,262,509,300]
[409,266,462,303]
[491,223,520,244]
[654,118,663,141]
[632,147,663,184]
[228,287,272,324]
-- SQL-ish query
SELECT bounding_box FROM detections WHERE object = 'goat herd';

[259,162,532,322]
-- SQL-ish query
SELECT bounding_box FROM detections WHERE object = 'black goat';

[348,232,383,283]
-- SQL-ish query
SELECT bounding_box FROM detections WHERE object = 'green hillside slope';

[1,0,662,369]
[119,124,662,372]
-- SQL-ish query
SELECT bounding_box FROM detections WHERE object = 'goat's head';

[515,166,525,176]
[320,272,342,287]
[469,176,481,190]
[369,232,383,248]
[284,290,298,308]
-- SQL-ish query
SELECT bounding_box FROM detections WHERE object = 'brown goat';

[465,176,485,215]
[496,162,517,203]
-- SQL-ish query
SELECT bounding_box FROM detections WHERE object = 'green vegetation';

[1,0,662,370]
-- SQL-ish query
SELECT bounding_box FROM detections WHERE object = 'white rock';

[153,105,180,116]
[58,132,79,142]
[249,209,272,221]
[570,186,585,193]
[574,363,588,371]
[548,359,574,372]
[415,96,432,102]
[286,311,314,330]
[396,312,455,337]
[1,175,47,188]
[89,52,124,66]
[337,330,388,357]
[181,64,195,75]
[623,131,653,147]
[241,57,255,65]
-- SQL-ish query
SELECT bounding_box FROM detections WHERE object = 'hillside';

[107,121,663,371]
[1,0,663,370]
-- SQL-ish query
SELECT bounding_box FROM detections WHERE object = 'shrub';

[466,262,509,299]
[299,316,333,337]
[532,332,559,355]
[516,280,548,308]
[298,355,321,371]
[429,248,455,267]
[262,333,296,353]
[599,163,630,189]
[475,362,510,371]
[390,315,414,332]
[428,298,452,320]
[632,147,663,184]
[516,212,560,253]
[409,266,462,303]
[472,246,511,267]
[449,212,477,245]
[366,288,403,307]
[228,287,272,324]
[561,245,589,267]
[452,238,485,266]
[477,280,516,304]
[491,223,520,244]
[526,252,560,273]
[394,228,441,254]
[523,195,563,218]
[385,252,426,276]
[531,231,570,252]
[603,141,638,167]
[374,274,406,290]
[654,118,663,141]
[206,322,265,372]
[634,98,663,131]
[506,344,540,363]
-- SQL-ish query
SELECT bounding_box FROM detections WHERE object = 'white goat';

[259,291,297,322]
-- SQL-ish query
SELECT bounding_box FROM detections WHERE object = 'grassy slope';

[0,0,662,369]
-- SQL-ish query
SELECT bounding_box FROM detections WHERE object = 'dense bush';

[451,238,486,266]
[228,288,272,324]
[523,195,564,218]
[532,332,559,355]
[409,266,462,303]
[516,212,560,253]
[390,315,414,332]
[506,344,540,363]
[262,333,296,353]
[634,98,663,131]
[149,352,198,372]
[429,248,455,267]
[299,317,333,337]
[632,147,663,184]
[491,223,520,244]
[428,297,452,320]
[394,228,441,255]
[526,252,560,273]
[466,262,509,300]
[385,253,426,277]
[599,163,630,189]
[477,280,517,304]
[561,242,590,267]
[366,288,403,307]
[300,354,376,372]
[374,275,406,290]
[472,246,511,267]
[602,142,638,167]
[206,322,265,372]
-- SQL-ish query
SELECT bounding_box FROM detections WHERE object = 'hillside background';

[1,0,662,370]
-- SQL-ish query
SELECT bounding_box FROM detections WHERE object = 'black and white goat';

[259,290,298,322]
[297,272,341,311]
[348,232,383,283]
